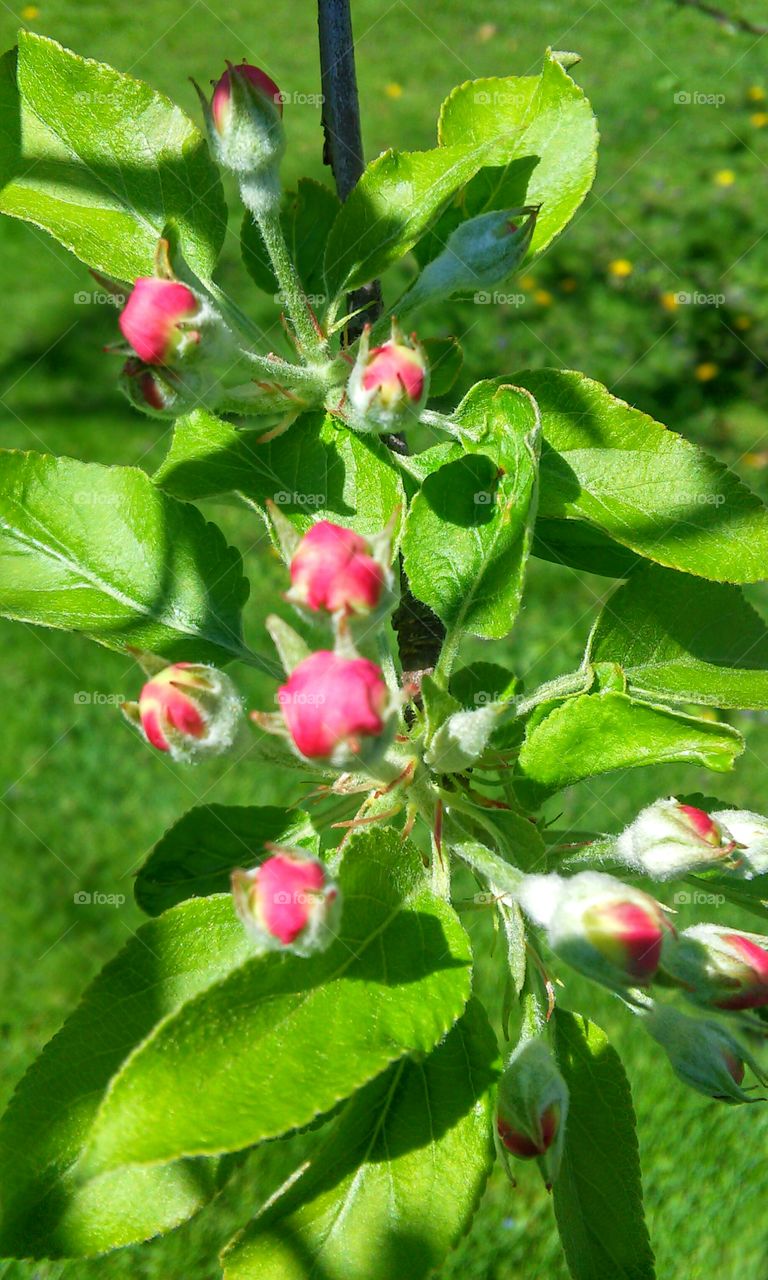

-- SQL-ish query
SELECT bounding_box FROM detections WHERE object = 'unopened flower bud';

[401,206,538,311]
[276,650,390,767]
[119,278,201,366]
[711,809,768,878]
[347,322,429,433]
[520,871,673,991]
[202,63,285,211]
[663,924,768,1010]
[122,661,242,762]
[287,521,387,617]
[643,1004,767,1103]
[231,850,340,957]
[615,797,736,880]
[496,1038,568,1188]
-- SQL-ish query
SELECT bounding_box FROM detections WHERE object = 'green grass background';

[1,0,768,1275]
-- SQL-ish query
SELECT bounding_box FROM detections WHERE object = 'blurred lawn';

[1,0,768,1276]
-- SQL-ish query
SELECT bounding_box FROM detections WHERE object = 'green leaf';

[553,1011,655,1280]
[221,999,498,1280]
[450,661,519,709]
[82,829,473,1173]
[135,804,319,916]
[588,564,768,708]
[402,384,540,639]
[325,51,596,295]
[507,369,768,583]
[155,410,404,538]
[0,33,226,281]
[438,53,596,258]
[0,451,254,665]
[0,897,252,1258]
[423,336,464,397]
[517,689,743,800]
[241,178,340,299]
[533,517,641,579]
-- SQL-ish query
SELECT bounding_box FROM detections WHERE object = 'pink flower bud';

[520,871,673,991]
[616,797,736,880]
[119,278,200,366]
[496,1038,568,1187]
[348,323,429,432]
[643,1004,767,1104]
[288,522,385,616]
[211,64,283,134]
[277,651,389,763]
[663,924,768,1010]
[122,662,242,763]
[231,851,340,956]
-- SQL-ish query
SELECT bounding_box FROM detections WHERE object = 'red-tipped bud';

[119,358,191,418]
[277,651,390,765]
[202,63,285,209]
[616,797,736,880]
[211,63,283,133]
[711,809,768,878]
[287,522,386,616]
[348,322,429,433]
[496,1038,569,1187]
[122,661,242,763]
[231,850,340,957]
[663,924,768,1010]
[119,278,200,366]
[643,1004,767,1104]
[520,871,674,991]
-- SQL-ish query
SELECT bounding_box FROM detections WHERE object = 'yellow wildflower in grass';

[750,113,768,128]
[747,86,766,102]
[735,314,752,331]
[20,4,39,17]
[384,82,403,100]
[714,169,735,187]
[660,291,679,312]
[519,274,537,291]
[476,23,497,42]
[695,362,719,382]
[534,289,553,307]
[609,259,633,278]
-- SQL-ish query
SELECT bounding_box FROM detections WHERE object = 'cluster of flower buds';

[519,871,674,992]
[495,1037,569,1189]
[252,517,399,771]
[642,1004,767,1104]
[122,653,242,763]
[615,797,737,880]
[199,62,285,213]
[662,923,768,1010]
[232,848,340,957]
[347,321,429,434]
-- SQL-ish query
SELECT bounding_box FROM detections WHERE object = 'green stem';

[513,670,592,716]
[255,209,326,360]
